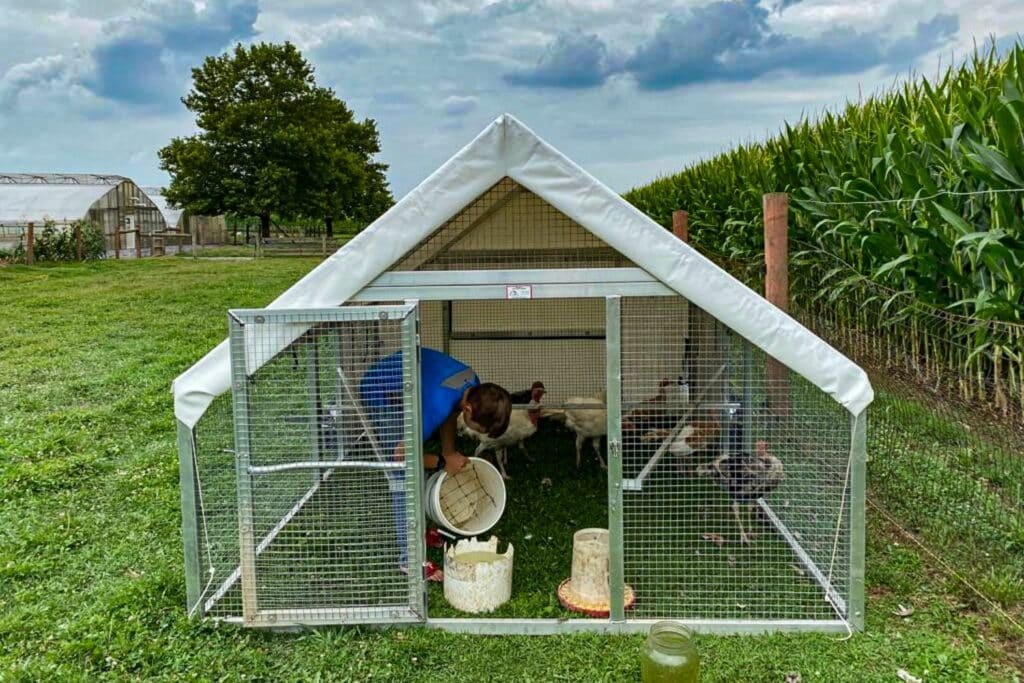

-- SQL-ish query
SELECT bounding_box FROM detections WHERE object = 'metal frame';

[228,313,259,624]
[177,420,202,616]
[187,286,868,634]
[849,410,867,630]
[214,616,850,635]
[605,296,625,622]
[758,500,846,617]
[226,303,425,628]
[353,267,674,301]
[403,302,428,618]
[621,365,729,491]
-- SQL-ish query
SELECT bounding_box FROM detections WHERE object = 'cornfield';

[625,42,1024,419]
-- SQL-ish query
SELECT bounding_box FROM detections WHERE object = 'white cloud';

[441,94,479,116]
[0,0,1019,197]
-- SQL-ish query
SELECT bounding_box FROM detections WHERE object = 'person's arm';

[438,410,468,474]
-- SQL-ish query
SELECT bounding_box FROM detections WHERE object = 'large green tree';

[159,42,391,238]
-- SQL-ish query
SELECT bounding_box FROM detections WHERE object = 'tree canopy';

[159,42,392,237]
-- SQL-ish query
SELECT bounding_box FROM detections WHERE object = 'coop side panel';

[621,296,848,625]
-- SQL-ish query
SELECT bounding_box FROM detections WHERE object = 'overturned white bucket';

[424,457,506,536]
[444,536,514,613]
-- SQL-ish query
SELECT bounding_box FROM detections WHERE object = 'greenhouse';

[0,173,166,252]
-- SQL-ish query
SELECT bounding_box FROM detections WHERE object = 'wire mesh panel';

[619,296,856,625]
[393,177,634,271]
[228,305,425,627]
[184,393,245,619]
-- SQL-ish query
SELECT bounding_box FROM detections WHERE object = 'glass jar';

[640,621,700,682]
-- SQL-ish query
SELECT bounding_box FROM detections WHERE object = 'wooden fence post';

[135,229,142,260]
[191,225,198,260]
[75,224,82,261]
[763,192,789,416]
[26,222,34,265]
[114,226,121,260]
[672,210,689,243]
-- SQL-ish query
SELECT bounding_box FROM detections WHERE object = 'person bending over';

[360,347,511,579]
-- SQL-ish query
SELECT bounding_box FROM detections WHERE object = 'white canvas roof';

[0,184,115,224]
[142,188,183,228]
[172,113,873,427]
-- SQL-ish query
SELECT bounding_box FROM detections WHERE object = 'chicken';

[697,440,784,544]
[541,391,607,470]
[458,384,544,479]
[510,381,546,405]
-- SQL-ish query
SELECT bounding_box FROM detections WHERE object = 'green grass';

[1,258,1021,681]
[175,245,257,258]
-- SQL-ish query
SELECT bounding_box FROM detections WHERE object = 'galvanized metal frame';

[423,617,850,635]
[849,410,867,630]
[224,304,425,628]
[228,313,259,624]
[187,282,868,634]
[176,419,202,616]
[605,296,625,622]
[213,616,850,635]
[757,500,846,617]
[353,267,674,301]
[403,301,428,618]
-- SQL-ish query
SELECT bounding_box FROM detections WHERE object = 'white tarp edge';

[171,118,507,427]
[172,113,873,428]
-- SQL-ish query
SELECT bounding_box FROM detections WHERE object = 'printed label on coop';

[505,285,533,299]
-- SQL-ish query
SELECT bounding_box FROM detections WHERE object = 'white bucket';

[443,536,514,613]
[424,457,506,536]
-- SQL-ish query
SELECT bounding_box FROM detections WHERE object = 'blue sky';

[0,1,1019,198]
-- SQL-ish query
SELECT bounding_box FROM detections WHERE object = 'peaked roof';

[173,114,873,427]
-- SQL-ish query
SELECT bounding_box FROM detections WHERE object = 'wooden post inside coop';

[763,192,790,416]
[26,222,34,265]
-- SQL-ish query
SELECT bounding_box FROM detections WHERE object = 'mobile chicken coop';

[172,114,871,635]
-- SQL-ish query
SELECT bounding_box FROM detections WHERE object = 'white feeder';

[443,536,514,613]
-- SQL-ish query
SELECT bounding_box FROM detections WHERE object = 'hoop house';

[172,114,871,634]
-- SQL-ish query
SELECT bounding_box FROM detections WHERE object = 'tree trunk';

[260,212,271,239]
[325,215,334,239]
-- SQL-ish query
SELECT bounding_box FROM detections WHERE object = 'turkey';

[697,440,784,545]
[458,383,545,479]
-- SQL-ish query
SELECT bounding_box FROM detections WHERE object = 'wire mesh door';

[617,295,857,627]
[228,304,426,627]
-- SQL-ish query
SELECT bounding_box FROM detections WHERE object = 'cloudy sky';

[0,1,1019,198]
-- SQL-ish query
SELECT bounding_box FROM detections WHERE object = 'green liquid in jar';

[641,621,699,682]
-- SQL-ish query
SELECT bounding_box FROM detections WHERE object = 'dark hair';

[466,383,512,437]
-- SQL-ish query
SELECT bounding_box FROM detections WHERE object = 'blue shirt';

[360,348,480,445]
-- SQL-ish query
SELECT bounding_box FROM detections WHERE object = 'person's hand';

[444,451,469,475]
[393,442,405,463]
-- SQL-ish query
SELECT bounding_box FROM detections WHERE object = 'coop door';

[228,304,426,627]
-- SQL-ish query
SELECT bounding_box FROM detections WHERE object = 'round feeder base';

[557,579,636,618]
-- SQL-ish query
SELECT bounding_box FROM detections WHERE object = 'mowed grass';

[0,258,1021,681]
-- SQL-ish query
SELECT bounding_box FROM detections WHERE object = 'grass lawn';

[1,258,1021,681]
